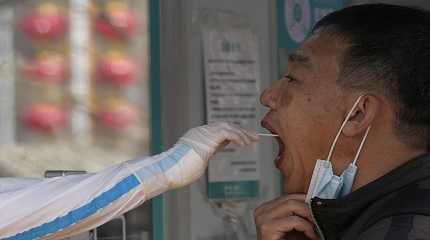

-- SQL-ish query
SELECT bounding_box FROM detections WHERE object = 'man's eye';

[285,75,296,83]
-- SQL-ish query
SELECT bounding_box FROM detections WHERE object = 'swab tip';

[258,133,279,137]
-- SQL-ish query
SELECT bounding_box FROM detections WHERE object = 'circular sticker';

[284,0,311,43]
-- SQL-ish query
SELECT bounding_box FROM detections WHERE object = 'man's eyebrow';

[288,53,311,67]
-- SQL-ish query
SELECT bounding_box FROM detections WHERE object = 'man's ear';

[342,95,379,137]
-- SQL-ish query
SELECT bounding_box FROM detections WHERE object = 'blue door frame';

[149,0,163,240]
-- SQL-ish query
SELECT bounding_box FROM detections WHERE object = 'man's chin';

[275,154,288,171]
[282,179,292,194]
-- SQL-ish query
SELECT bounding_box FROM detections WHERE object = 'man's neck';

[352,143,427,191]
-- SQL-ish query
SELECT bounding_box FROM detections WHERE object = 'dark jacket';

[310,153,430,240]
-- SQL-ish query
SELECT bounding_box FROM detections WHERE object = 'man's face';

[261,31,350,193]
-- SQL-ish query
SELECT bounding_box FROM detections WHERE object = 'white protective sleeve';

[0,144,198,240]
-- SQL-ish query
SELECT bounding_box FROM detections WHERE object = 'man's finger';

[256,199,313,224]
[255,194,306,216]
[259,216,319,240]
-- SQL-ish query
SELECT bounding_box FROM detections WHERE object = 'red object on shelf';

[96,52,137,86]
[22,53,68,83]
[20,3,67,40]
[22,103,68,132]
[95,2,139,39]
[97,100,137,130]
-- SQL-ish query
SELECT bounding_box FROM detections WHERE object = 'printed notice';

[203,29,261,200]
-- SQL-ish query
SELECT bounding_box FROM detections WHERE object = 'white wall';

[159,0,280,240]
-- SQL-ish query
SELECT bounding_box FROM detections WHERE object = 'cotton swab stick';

[258,133,279,137]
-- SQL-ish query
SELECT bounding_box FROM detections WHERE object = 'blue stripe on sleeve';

[135,144,191,180]
[6,175,140,240]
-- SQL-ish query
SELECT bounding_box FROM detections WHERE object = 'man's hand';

[254,194,319,240]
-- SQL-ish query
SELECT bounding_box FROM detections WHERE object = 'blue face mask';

[305,96,371,203]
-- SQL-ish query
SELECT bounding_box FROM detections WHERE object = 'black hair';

[314,4,430,149]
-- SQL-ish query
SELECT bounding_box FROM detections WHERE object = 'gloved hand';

[178,122,259,161]
[164,122,259,189]
[127,122,259,198]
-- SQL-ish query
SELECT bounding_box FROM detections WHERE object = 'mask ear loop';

[352,126,371,166]
[327,95,364,161]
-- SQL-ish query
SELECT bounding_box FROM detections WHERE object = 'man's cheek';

[279,88,294,108]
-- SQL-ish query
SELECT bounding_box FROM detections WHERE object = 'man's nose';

[260,83,278,109]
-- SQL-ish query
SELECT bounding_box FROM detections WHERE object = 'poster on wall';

[202,28,261,200]
[277,0,344,50]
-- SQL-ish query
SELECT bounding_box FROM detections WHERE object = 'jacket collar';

[310,153,430,240]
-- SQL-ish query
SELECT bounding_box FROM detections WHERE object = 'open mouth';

[261,119,285,169]
[274,137,285,168]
